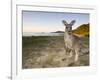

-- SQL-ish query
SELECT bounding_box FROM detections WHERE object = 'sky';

[22,11,89,33]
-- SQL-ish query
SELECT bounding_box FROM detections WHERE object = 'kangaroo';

[62,20,89,62]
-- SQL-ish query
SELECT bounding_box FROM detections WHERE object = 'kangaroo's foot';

[74,52,79,62]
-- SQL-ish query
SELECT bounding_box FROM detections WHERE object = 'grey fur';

[62,20,89,62]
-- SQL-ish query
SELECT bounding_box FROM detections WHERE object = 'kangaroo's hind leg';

[74,50,79,62]
[64,45,69,55]
[68,49,73,57]
[65,47,71,56]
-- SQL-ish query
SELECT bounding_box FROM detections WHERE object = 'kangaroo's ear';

[62,20,68,27]
[70,20,76,26]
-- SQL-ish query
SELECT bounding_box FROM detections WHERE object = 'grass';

[22,36,89,69]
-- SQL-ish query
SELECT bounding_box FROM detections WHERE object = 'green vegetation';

[23,36,64,48]
[73,23,89,37]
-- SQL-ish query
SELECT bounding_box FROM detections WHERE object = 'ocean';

[23,32,64,36]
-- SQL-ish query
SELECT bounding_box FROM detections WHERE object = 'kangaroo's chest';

[64,33,73,48]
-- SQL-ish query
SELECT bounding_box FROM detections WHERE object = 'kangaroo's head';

[62,20,76,34]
